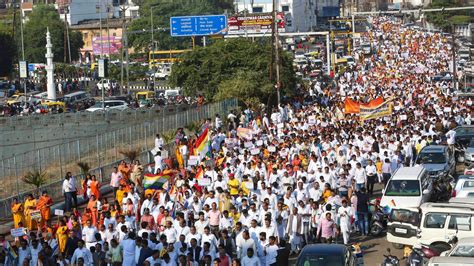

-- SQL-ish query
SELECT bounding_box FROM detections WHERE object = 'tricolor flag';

[194,127,210,160]
[195,167,204,180]
[143,173,170,190]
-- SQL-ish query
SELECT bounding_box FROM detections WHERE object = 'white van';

[63,91,90,105]
[381,166,431,210]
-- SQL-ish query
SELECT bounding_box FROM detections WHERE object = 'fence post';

[37,150,41,172]
[96,134,100,176]
[13,155,19,197]
[58,146,63,179]
[129,126,132,150]
[114,131,118,161]
[77,140,81,162]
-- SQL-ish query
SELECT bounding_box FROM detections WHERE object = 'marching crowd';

[3,16,473,266]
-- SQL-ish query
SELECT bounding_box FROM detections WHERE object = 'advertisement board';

[228,13,285,35]
[92,36,122,55]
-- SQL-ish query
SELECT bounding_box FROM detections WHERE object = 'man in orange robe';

[37,191,53,229]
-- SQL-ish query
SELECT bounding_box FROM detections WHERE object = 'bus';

[149,50,191,67]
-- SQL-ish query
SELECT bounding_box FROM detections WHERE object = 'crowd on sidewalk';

[2,16,472,266]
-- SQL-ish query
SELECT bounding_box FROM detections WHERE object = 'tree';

[23,5,84,63]
[128,0,233,51]
[22,170,49,192]
[426,0,472,31]
[169,38,296,107]
[0,32,16,77]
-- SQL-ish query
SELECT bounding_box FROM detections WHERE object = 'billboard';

[228,13,285,35]
[92,36,122,55]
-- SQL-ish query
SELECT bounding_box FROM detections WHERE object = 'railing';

[0,99,238,218]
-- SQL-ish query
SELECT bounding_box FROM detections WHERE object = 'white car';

[465,164,474,175]
[86,100,128,112]
[440,237,474,258]
[452,175,474,198]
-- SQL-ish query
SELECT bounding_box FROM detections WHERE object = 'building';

[67,0,138,25]
[70,18,127,62]
[234,0,325,32]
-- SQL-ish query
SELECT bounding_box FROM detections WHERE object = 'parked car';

[86,100,129,112]
[296,244,361,266]
[440,236,474,257]
[417,202,474,251]
[414,145,455,178]
[428,256,474,266]
[452,175,474,198]
[465,164,474,175]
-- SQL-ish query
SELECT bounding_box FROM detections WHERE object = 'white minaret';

[45,28,56,101]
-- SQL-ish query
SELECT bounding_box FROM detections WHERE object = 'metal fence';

[0,99,238,218]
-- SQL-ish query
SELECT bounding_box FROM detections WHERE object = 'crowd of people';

[2,16,472,266]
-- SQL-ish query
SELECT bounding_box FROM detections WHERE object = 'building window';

[83,32,88,39]
[252,7,263,13]
[282,5,289,12]
[113,32,117,36]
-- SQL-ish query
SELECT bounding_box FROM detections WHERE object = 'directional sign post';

[170,15,227,37]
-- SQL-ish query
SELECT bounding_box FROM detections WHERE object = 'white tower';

[45,28,56,101]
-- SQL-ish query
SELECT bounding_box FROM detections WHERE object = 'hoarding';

[92,36,122,55]
[228,13,285,35]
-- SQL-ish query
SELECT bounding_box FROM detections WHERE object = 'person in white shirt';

[163,221,178,244]
[17,240,31,266]
[154,151,163,174]
[241,248,261,266]
[154,134,164,150]
[365,160,377,195]
[82,220,98,249]
[353,163,367,191]
[236,230,256,259]
[71,240,93,265]
[337,199,352,245]
[264,236,279,266]
[121,232,137,266]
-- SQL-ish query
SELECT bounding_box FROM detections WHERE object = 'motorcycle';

[431,178,452,202]
[381,248,400,266]
[370,207,387,237]
[406,244,441,266]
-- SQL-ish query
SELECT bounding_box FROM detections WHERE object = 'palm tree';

[22,170,49,192]
[119,148,141,162]
[77,162,91,176]
[161,130,176,144]
[185,120,202,135]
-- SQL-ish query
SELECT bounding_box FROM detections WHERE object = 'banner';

[228,13,286,35]
[344,97,384,114]
[360,99,393,121]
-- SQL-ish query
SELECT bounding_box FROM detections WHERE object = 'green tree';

[23,5,84,63]
[426,0,472,31]
[169,38,296,107]
[0,32,16,76]
[128,0,233,51]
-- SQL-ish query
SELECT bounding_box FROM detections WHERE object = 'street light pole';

[151,6,155,92]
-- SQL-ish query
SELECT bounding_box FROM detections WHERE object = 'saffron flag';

[143,173,170,190]
[344,97,384,114]
[194,127,210,160]
[344,98,360,114]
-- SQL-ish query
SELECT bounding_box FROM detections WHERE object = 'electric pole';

[272,0,281,106]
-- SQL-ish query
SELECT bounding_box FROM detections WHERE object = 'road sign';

[170,15,227,37]
[19,61,28,78]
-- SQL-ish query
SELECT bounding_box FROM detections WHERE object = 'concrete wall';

[0,104,193,160]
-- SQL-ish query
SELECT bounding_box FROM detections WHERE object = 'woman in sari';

[82,174,91,200]
[118,160,130,181]
[24,194,37,230]
[86,195,100,227]
[56,220,68,254]
[11,198,24,228]
[130,160,144,186]
[90,175,100,200]
[36,191,53,228]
